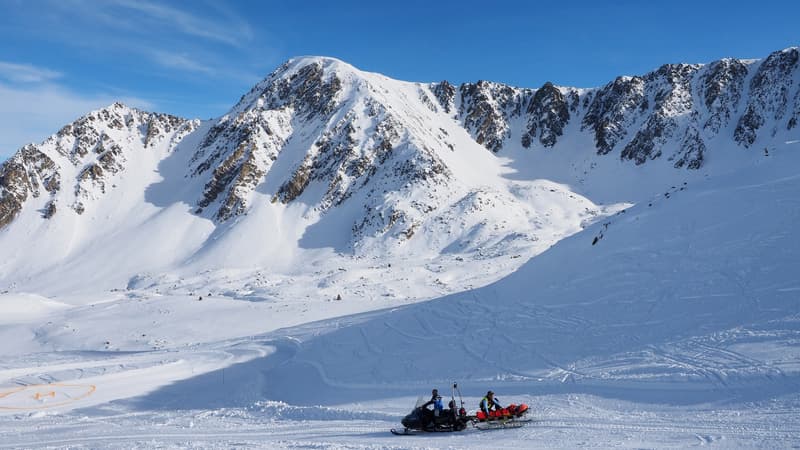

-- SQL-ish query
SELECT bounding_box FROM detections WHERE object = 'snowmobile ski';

[390,428,417,436]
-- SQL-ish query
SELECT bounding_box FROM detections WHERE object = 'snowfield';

[1,148,799,448]
[1,51,800,448]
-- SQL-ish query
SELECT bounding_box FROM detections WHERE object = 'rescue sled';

[473,402,532,430]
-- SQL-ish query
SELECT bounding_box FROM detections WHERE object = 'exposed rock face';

[621,63,701,165]
[459,81,528,153]
[700,59,748,133]
[673,127,706,170]
[791,88,800,130]
[522,82,571,148]
[0,145,59,228]
[582,76,647,155]
[193,109,290,220]
[735,48,799,147]
[431,80,456,114]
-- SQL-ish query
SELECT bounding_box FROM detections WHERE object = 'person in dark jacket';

[423,389,444,411]
[421,388,443,427]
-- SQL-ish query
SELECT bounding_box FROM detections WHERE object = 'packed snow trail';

[0,392,797,448]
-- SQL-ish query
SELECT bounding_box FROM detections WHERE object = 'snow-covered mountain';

[1,48,798,295]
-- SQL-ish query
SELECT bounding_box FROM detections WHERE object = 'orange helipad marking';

[33,391,56,400]
[0,383,96,410]
[0,386,24,398]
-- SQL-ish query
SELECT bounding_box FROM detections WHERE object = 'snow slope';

[0,143,797,448]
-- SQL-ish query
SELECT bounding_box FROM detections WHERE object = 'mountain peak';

[81,101,144,123]
[225,55,361,119]
[282,56,358,75]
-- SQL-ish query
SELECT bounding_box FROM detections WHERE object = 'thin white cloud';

[150,50,216,75]
[0,62,62,83]
[34,0,262,78]
[0,82,153,158]
[144,48,265,85]
[109,0,254,46]
[60,0,253,48]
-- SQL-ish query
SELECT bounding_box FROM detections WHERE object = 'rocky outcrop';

[735,48,799,147]
[672,127,706,169]
[621,63,701,164]
[459,81,527,153]
[144,114,188,148]
[700,59,748,133]
[230,60,343,122]
[0,145,59,227]
[582,76,648,155]
[791,87,800,130]
[273,95,450,232]
[194,110,289,220]
[522,82,571,148]
[431,80,456,114]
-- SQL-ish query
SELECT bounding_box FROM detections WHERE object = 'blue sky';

[0,0,798,159]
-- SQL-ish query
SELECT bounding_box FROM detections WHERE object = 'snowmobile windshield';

[414,396,427,408]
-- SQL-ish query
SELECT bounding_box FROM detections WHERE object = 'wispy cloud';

[144,48,265,85]
[30,0,263,78]
[107,0,254,47]
[0,62,62,83]
[149,50,216,76]
[55,0,253,48]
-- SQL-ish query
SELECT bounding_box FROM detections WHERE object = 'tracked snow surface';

[0,48,799,448]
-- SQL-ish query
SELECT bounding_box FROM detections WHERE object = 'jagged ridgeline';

[1,47,798,231]
[0,105,198,228]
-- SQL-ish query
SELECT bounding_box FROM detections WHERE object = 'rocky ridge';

[451,47,799,167]
[1,47,798,239]
[0,103,197,227]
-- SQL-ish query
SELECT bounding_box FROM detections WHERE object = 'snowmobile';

[391,383,531,435]
[391,383,471,435]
